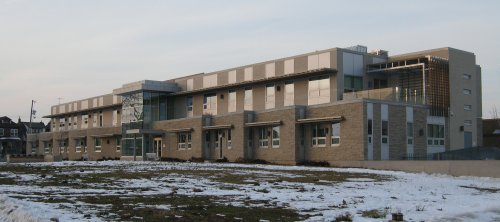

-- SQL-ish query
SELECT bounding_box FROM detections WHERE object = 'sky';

[1,0,499,122]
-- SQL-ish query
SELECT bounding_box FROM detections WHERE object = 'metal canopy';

[245,120,282,127]
[202,125,233,130]
[296,116,343,124]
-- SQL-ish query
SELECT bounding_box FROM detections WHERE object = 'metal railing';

[343,87,425,105]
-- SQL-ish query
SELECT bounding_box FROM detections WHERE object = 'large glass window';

[259,127,268,148]
[265,84,275,109]
[308,76,330,105]
[186,96,193,117]
[407,122,414,145]
[0,128,3,136]
[44,141,52,154]
[367,119,373,144]
[381,120,388,144]
[272,126,280,148]
[284,81,294,106]
[427,124,445,146]
[244,88,253,110]
[75,138,84,153]
[344,75,363,92]
[312,124,326,147]
[203,93,217,115]
[228,90,236,113]
[59,139,68,153]
[331,123,340,145]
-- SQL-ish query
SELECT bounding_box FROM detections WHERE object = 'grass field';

[0,161,499,221]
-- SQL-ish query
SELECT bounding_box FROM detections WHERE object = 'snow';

[0,161,499,221]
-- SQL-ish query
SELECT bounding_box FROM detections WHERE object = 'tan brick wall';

[388,105,407,159]
[304,101,365,162]
[153,117,203,160]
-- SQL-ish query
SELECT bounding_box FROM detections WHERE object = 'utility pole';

[29,100,36,134]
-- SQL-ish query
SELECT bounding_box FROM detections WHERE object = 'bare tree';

[490,105,498,119]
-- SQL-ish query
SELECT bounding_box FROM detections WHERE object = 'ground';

[0,161,499,222]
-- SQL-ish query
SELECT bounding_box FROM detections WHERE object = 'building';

[483,118,500,148]
[1,117,46,157]
[1,116,22,156]
[27,46,483,164]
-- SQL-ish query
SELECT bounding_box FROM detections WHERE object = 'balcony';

[343,87,425,105]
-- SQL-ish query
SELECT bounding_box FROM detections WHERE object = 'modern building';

[27,46,483,164]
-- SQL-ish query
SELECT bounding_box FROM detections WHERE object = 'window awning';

[72,135,87,139]
[125,129,164,135]
[0,137,21,141]
[245,120,282,127]
[165,128,193,133]
[90,133,121,138]
[202,124,233,130]
[296,116,344,124]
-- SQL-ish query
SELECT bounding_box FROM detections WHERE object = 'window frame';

[94,138,102,152]
[312,124,327,147]
[272,126,280,148]
[331,122,340,146]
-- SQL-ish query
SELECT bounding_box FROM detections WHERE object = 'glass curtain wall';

[121,91,168,156]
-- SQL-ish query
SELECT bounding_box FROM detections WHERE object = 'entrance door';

[464,131,472,148]
[153,138,162,159]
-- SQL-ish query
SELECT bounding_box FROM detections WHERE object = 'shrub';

[160,157,185,162]
[215,157,228,163]
[234,157,270,164]
[334,212,352,222]
[361,209,388,218]
[297,160,330,167]
[189,157,205,162]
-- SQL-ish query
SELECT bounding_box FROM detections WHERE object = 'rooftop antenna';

[57,97,64,105]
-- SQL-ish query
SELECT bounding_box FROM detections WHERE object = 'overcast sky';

[1,0,499,122]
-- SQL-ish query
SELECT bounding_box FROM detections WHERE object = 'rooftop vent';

[369,49,389,57]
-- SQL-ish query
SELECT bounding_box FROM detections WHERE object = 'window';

[244,88,253,110]
[344,75,363,92]
[99,113,103,127]
[228,90,236,113]
[75,139,82,152]
[331,123,340,145]
[427,124,445,146]
[112,110,118,126]
[94,138,102,152]
[259,127,268,148]
[227,129,232,149]
[116,137,121,152]
[10,129,18,137]
[214,130,221,149]
[312,124,326,147]
[82,114,88,129]
[186,96,193,117]
[177,132,192,150]
[464,104,472,111]
[59,118,65,130]
[463,74,472,79]
[203,93,217,115]
[60,139,68,153]
[381,120,388,144]
[406,122,414,145]
[464,120,472,126]
[367,119,373,144]
[284,81,294,106]
[31,142,37,154]
[463,89,471,95]
[44,141,52,154]
[247,128,253,148]
[0,128,3,136]
[265,84,275,109]
[308,76,330,105]
[272,126,280,148]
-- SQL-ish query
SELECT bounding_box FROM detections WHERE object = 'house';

[0,116,22,156]
[28,46,482,164]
